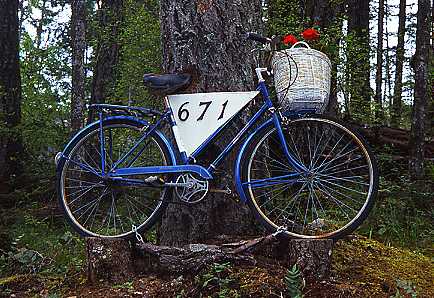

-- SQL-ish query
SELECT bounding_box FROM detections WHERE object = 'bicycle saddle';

[143,73,192,94]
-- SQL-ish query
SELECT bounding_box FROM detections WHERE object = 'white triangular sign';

[167,91,259,156]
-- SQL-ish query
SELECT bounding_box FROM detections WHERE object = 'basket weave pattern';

[272,45,332,114]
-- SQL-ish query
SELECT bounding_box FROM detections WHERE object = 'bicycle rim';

[59,122,169,238]
[245,117,378,239]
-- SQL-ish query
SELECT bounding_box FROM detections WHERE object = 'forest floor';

[0,233,433,298]
[1,157,433,297]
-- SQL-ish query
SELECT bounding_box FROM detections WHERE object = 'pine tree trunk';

[375,0,385,121]
[88,0,123,123]
[347,0,371,122]
[384,0,393,110]
[71,0,86,133]
[35,0,47,49]
[409,0,431,179]
[0,0,23,194]
[391,0,406,127]
[159,0,263,246]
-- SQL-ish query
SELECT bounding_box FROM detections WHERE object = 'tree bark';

[71,0,86,133]
[288,239,333,280]
[86,238,135,284]
[409,0,431,179]
[85,235,333,282]
[0,0,23,194]
[159,0,263,246]
[347,0,371,122]
[375,0,385,121]
[391,0,407,127]
[384,0,393,110]
[88,0,123,123]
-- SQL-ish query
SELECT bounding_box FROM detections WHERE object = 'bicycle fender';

[56,116,177,172]
[234,117,274,203]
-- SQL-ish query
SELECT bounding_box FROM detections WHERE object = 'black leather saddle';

[143,73,192,94]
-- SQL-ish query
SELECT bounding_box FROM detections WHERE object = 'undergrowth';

[0,200,85,296]
[358,152,434,255]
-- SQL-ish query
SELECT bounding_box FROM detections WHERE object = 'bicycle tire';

[241,117,378,239]
[57,117,174,239]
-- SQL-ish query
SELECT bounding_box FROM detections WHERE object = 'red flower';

[301,28,320,40]
[282,34,298,45]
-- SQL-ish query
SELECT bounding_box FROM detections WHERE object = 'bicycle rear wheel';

[243,117,378,239]
[57,118,173,239]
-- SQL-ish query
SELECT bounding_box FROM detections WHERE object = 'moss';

[0,274,27,287]
[333,236,434,297]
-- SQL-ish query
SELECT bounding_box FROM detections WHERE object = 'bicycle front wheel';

[243,117,378,239]
[57,118,173,239]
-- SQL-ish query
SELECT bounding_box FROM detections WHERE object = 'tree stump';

[288,239,334,280]
[85,235,334,283]
[86,238,135,284]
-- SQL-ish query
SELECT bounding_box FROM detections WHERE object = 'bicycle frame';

[58,74,311,198]
[107,79,308,176]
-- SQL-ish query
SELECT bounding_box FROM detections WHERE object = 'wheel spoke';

[60,122,169,238]
[246,118,377,238]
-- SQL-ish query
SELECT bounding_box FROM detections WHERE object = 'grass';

[0,202,85,278]
[0,152,433,297]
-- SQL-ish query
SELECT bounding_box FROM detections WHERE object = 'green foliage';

[198,262,239,297]
[359,153,434,254]
[20,4,71,178]
[0,206,85,277]
[267,0,302,38]
[115,0,161,108]
[112,280,134,290]
[284,264,304,298]
[341,30,372,123]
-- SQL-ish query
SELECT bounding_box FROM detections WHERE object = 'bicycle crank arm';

[209,188,232,194]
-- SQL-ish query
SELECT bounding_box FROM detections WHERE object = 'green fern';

[284,264,304,298]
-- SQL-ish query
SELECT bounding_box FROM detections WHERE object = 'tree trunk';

[288,239,333,280]
[391,0,407,127]
[375,0,385,121]
[88,0,123,123]
[86,238,135,284]
[71,0,86,133]
[409,0,431,179]
[34,0,47,49]
[0,0,23,194]
[384,0,393,113]
[347,0,371,122]
[159,0,262,246]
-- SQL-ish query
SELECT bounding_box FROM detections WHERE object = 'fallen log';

[86,233,334,284]
[350,124,434,158]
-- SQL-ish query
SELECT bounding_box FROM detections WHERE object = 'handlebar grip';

[245,32,271,44]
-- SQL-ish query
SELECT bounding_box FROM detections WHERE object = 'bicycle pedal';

[143,176,165,187]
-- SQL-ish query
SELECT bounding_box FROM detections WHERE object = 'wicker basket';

[271,41,331,114]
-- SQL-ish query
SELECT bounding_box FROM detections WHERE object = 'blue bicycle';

[56,33,378,240]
